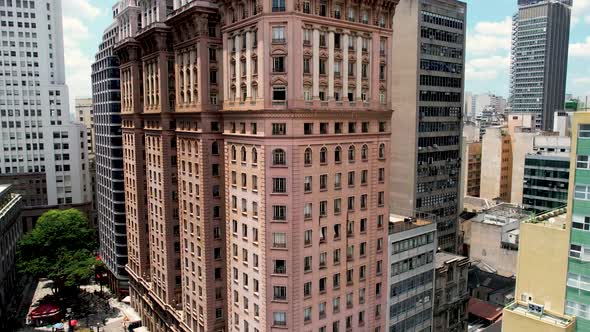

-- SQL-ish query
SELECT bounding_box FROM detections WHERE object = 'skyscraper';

[510,0,571,130]
[390,0,466,252]
[116,0,397,331]
[91,2,127,294]
[0,0,91,206]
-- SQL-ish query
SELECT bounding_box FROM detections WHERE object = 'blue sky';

[61,0,590,108]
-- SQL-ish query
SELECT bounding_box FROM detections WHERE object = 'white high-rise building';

[0,0,91,205]
[473,93,507,117]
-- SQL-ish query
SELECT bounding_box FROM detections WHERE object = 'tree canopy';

[17,209,98,292]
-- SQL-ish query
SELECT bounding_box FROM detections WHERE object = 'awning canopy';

[30,303,60,319]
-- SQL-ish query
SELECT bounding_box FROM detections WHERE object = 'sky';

[61,0,590,111]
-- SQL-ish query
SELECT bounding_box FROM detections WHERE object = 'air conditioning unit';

[528,302,544,316]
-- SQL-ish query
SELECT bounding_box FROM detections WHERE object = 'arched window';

[379,143,385,159]
[320,147,327,164]
[241,146,247,162]
[335,146,342,163]
[304,148,312,165]
[231,145,237,161]
[212,141,219,155]
[348,145,355,162]
[361,144,368,161]
[252,147,258,164]
[273,149,286,165]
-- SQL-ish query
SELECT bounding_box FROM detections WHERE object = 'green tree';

[17,209,98,293]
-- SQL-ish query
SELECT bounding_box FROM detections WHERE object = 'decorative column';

[246,31,252,100]
[328,30,335,101]
[342,33,349,102]
[312,28,320,99]
[235,35,241,102]
[189,49,196,104]
[356,36,362,102]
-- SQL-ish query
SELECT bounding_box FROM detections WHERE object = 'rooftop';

[522,207,568,229]
[388,213,433,234]
[436,252,469,270]
[504,301,574,328]
[468,298,503,322]
[472,203,532,226]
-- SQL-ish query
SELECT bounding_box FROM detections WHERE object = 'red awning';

[30,303,60,319]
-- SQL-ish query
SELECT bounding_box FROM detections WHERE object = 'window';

[304,148,312,165]
[361,145,368,160]
[272,86,287,101]
[573,215,590,231]
[273,205,287,220]
[335,146,342,163]
[274,260,287,274]
[378,143,385,159]
[578,155,590,169]
[273,56,285,72]
[303,1,311,14]
[273,233,287,248]
[304,176,312,192]
[576,185,590,200]
[273,286,287,301]
[580,124,590,138]
[304,203,312,219]
[273,178,287,193]
[304,281,312,297]
[320,174,328,190]
[320,147,327,164]
[272,26,286,42]
[571,244,582,259]
[303,57,311,73]
[304,123,313,135]
[304,230,312,245]
[304,307,312,322]
[273,149,286,165]
[272,123,287,135]
[335,173,342,189]
[348,145,355,162]
[273,312,287,326]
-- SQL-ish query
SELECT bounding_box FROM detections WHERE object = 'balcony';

[503,301,575,331]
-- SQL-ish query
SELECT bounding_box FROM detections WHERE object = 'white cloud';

[572,0,590,24]
[571,37,590,57]
[466,17,512,55]
[61,0,101,18]
[574,77,590,85]
[465,56,510,81]
[60,1,104,112]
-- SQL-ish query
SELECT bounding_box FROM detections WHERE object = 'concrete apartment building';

[390,0,466,252]
[434,252,470,332]
[116,0,397,331]
[502,208,575,332]
[510,0,571,130]
[387,214,437,332]
[0,0,91,206]
[0,184,22,329]
[462,203,531,277]
[480,127,514,202]
[92,3,127,295]
[471,93,507,119]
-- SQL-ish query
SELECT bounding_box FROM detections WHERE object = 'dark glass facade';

[522,155,569,213]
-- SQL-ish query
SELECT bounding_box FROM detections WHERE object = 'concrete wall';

[470,221,518,277]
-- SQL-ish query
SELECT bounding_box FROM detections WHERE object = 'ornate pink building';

[116,0,399,331]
